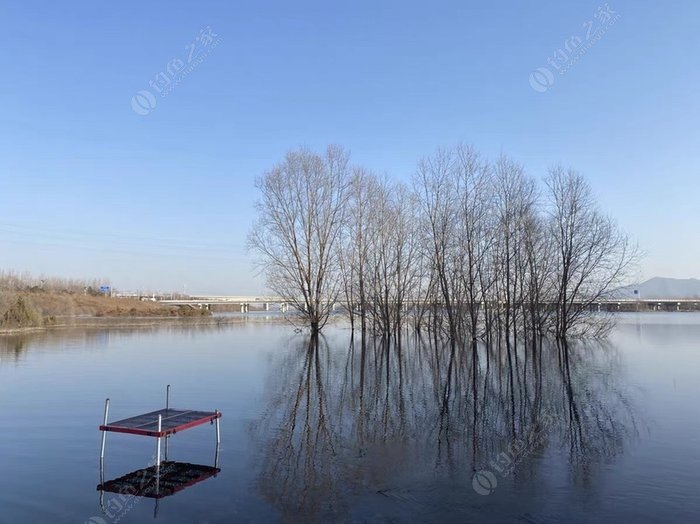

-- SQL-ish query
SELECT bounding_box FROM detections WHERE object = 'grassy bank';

[0,289,210,332]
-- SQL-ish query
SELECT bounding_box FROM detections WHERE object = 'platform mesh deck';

[97,461,220,498]
[100,408,220,437]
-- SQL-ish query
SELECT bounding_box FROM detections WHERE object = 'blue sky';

[0,0,698,294]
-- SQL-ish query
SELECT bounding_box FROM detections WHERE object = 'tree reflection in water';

[253,332,640,521]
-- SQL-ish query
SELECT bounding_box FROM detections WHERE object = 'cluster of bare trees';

[249,144,637,339]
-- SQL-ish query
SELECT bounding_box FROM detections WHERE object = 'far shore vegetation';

[0,271,209,331]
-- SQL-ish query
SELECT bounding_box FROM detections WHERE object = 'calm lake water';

[0,313,699,523]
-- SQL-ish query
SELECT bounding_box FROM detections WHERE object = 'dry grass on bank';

[19,292,209,318]
[0,271,210,329]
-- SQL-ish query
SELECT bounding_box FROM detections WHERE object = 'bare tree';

[453,145,493,341]
[491,154,538,346]
[362,178,421,337]
[414,148,462,340]
[545,166,638,338]
[340,168,376,333]
[248,146,351,333]
[521,205,556,345]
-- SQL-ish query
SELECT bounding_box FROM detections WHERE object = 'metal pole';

[100,398,110,460]
[215,410,220,444]
[99,456,105,514]
[155,413,162,519]
[165,385,170,461]
[156,414,162,467]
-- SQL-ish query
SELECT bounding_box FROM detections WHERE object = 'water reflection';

[98,461,221,499]
[98,460,221,519]
[0,332,33,360]
[0,329,113,363]
[254,333,640,521]
[0,319,282,364]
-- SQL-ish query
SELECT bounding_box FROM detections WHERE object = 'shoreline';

[0,313,293,335]
[3,309,696,336]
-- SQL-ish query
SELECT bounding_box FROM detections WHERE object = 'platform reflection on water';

[97,461,221,499]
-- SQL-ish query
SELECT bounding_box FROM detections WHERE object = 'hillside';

[0,290,210,330]
[0,271,211,330]
[615,277,700,299]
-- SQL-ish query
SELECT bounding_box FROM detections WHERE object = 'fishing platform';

[97,386,222,517]
[99,385,221,467]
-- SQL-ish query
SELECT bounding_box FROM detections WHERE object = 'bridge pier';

[264,303,269,312]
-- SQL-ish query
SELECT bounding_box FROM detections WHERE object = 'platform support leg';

[98,398,110,516]
[100,398,110,460]
[155,411,161,520]
[99,454,106,514]
[215,410,221,444]
[156,414,162,468]
[164,385,170,460]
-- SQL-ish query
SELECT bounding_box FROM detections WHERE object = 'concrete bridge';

[154,295,700,314]
[157,295,289,313]
[590,298,700,312]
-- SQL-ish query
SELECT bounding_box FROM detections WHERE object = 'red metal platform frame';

[99,408,221,438]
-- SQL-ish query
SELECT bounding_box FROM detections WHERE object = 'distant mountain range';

[615,277,700,299]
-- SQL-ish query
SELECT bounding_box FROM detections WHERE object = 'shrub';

[1,296,44,329]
